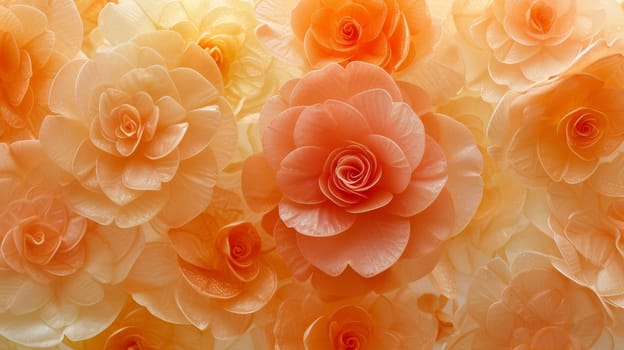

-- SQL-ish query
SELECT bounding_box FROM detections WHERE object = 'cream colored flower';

[97,0,298,117]
[74,0,118,56]
[0,0,82,142]
[447,253,612,350]
[453,0,611,101]
[0,140,143,347]
[39,30,236,229]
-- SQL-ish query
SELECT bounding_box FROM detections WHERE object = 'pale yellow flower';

[97,0,299,117]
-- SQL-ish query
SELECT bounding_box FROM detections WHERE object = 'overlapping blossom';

[447,253,613,349]
[488,38,624,186]
[96,0,298,117]
[0,140,143,347]
[39,30,236,229]
[242,61,483,297]
[269,287,438,349]
[0,0,82,143]
[123,187,280,338]
[453,0,613,101]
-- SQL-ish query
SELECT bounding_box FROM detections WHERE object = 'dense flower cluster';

[1,0,624,349]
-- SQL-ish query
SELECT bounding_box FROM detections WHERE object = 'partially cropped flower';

[242,62,483,298]
[546,182,624,308]
[97,0,298,117]
[79,302,214,349]
[488,39,624,186]
[453,0,609,101]
[74,0,118,56]
[271,289,438,349]
[447,253,612,350]
[123,188,278,337]
[255,0,464,103]
[0,337,74,350]
[39,30,236,229]
[0,141,143,347]
[439,96,528,275]
[0,0,82,142]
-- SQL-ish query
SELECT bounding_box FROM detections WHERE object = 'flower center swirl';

[320,142,382,207]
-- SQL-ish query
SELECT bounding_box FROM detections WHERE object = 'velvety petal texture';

[39,30,237,229]
[242,61,483,297]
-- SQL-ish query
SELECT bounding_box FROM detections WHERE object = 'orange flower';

[242,62,483,297]
[0,0,82,142]
[123,188,278,337]
[447,253,612,350]
[271,289,438,349]
[0,141,143,347]
[453,0,609,101]
[39,30,237,229]
[488,39,624,186]
[80,302,214,349]
[256,0,440,73]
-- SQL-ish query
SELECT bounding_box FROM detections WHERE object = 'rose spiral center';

[529,1,556,34]
[337,18,361,45]
[114,105,141,139]
[321,142,381,207]
[565,107,606,150]
[26,230,46,246]
[338,330,364,350]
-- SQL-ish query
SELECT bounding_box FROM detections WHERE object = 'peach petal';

[154,95,186,127]
[178,259,243,299]
[349,90,425,169]
[0,312,62,347]
[273,221,313,280]
[24,31,54,71]
[364,134,411,193]
[304,31,351,67]
[384,136,447,217]
[564,211,615,266]
[241,153,281,213]
[65,183,118,226]
[537,130,598,183]
[422,113,483,234]
[114,190,169,228]
[276,146,328,205]
[262,106,304,169]
[125,242,180,291]
[156,147,217,228]
[174,281,215,330]
[297,213,409,277]
[220,264,277,314]
[169,230,213,270]
[403,188,454,259]
[39,116,87,173]
[96,153,142,206]
[117,65,180,103]
[132,287,189,326]
[293,100,370,149]
[72,140,99,191]
[89,117,118,155]
[302,316,334,349]
[279,200,356,237]
[143,123,189,160]
[345,190,394,214]
[60,271,104,306]
[169,67,219,110]
[176,106,220,160]
[122,151,180,191]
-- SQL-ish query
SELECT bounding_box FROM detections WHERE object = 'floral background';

[2,0,624,349]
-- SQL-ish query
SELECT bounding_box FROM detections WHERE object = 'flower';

[256,0,439,73]
[78,302,214,349]
[123,188,278,337]
[453,0,609,101]
[0,140,143,347]
[74,0,118,56]
[488,39,624,186]
[447,253,612,350]
[0,0,82,142]
[242,61,483,297]
[97,0,298,117]
[39,30,237,229]
[271,288,438,349]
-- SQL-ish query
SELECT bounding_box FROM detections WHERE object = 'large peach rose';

[488,39,624,186]
[96,0,298,117]
[0,140,143,347]
[0,0,82,142]
[242,62,483,297]
[453,0,609,101]
[270,288,438,349]
[39,30,236,229]
[447,253,612,350]
[123,188,279,337]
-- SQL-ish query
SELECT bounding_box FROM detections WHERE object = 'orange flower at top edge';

[242,61,483,298]
[256,0,440,73]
